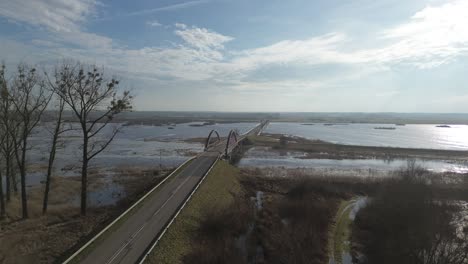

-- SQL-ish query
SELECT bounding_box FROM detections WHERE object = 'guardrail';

[138,156,220,264]
[63,122,267,263]
[243,122,262,136]
[62,156,196,264]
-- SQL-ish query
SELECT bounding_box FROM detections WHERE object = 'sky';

[0,0,467,112]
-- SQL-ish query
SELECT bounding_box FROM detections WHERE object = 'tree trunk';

[19,137,28,219]
[5,159,10,202]
[43,129,59,214]
[11,167,18,193]
[42,151,54,214]
[81,136,88,216]
[0,170,5,219]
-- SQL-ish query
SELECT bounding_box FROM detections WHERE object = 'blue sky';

[0,0,467,112]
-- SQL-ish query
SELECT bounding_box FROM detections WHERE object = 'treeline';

[0,61,132,219]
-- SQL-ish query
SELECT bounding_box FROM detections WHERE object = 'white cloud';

[231,0,468,71]
[224,0,468,70]
[147,20,162,27]
[225,80,326,95]
[175,23,187,29]
[5,0,468,83]
[174,24,233,50]
[228,33,353,73]
[125,0,209,17]
[55,31,113,49]
[374,0,468,67]
[2,0,468,111]
[0,0,112,49]
[31,39,60,47]
[0,0,97,32]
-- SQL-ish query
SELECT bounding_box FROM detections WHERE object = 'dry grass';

[0,165,172,264]
[2,176,81,221]
[0,176,104,264]
[146,160,245,264]
[239,170,340,264]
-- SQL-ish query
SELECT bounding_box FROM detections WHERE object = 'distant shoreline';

[41,111,468,125]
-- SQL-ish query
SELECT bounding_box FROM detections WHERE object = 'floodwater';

[28,121,256,169]
[265,123,468,150]
[5,122,258,206]
[238,147,468,174]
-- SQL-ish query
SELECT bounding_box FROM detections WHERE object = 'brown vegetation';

[352,162,468,264]
[237,171,342,264]
[0,166,170,264]
[182,196,253,264]
[254,133,468,161]
[181,169,367,264]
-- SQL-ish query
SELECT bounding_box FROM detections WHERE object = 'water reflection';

[265,123,468,150]
[239,147,468,174]
[14,122,258,205]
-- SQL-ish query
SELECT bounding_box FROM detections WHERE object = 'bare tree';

[0,65,6,218]
[0,64,19,203]
[0,177,4,219]
[0,134,5,219]
[48,62,132,215]
[41,95,68,214]
[9,64,51,219]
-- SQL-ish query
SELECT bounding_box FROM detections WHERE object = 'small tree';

[9,64,51,219]
[48,62,132,215]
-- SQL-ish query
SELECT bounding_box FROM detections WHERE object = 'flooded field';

[12,121,468,205]
[18,122,258,205]
[238,147,468,175]
[265,123,468,150]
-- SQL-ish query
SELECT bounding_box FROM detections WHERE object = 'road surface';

[78,155,217,264]
[74,121,268,264]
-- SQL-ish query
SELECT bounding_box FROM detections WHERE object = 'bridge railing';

[62,157,196,264]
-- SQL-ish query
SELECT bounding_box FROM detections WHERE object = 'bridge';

[64,120,269,264]
[204,120,268,156]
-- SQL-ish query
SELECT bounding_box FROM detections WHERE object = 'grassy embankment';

[247,134,468,161]
[146,160,243,264]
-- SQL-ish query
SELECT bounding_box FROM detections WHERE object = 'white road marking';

[105,158,210,264]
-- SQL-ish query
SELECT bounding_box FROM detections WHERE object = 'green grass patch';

[146,160,242,264]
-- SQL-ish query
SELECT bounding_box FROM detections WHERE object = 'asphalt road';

[75,121,268,264]
[78,155,217,264]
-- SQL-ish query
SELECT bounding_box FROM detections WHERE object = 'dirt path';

[328,198,359,264]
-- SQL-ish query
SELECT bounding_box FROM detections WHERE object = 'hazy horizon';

[116,110,468,114]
